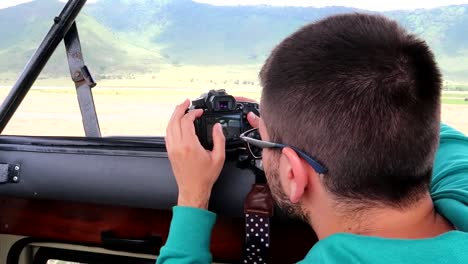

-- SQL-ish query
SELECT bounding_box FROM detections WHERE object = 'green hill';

[1,0,468,87]
[386,6,468,84]
[87,0,357,65]
[0,0,164,83]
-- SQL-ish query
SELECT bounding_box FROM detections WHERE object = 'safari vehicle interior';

[1,0,468,263]
[0,0,316,263]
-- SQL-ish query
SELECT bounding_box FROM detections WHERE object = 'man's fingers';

[170,99,190,123]
[211,123,226,162]
[247,112,260,128]
[167,99,191,149]
[183,109,204,122]
[181,109,204,141]
[235,96,258,103]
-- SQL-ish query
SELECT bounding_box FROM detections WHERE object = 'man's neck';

[311,193,455,240]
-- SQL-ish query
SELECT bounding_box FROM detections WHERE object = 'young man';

[159,13,468,263]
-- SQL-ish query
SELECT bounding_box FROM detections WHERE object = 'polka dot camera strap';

[243,184,274,264]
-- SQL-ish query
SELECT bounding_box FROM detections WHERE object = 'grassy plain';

[0,87,466,137]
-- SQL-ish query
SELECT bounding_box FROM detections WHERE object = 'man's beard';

[265,159,310,223]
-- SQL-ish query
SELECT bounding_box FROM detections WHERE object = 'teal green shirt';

[157,124,468,263]
[156,206,216,263]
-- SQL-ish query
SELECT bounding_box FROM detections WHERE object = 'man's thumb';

[247,112,259,128]
[212,123,226,158]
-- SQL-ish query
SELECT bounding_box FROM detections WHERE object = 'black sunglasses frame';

[240,128,328,174]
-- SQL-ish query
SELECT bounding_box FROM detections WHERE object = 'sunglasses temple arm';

[289,146,327,174]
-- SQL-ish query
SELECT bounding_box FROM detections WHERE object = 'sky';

[2,0,468,11]
[0,0,96,9]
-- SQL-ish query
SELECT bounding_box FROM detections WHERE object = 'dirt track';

[0,88,466,136]
[440,104,468,134]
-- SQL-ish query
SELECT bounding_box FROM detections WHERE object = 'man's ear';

[281,147,310,203]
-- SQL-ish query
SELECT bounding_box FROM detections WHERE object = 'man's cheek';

[261,153,272,178]
[262,152,278,184]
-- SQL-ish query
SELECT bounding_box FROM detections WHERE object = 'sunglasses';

[239,128,328,174]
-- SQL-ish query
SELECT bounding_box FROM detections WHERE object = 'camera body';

[190,89,259,150]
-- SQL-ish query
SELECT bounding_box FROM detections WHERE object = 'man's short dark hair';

[260,13,442,208]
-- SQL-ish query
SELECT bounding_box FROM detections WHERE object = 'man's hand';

[166,99,226,209]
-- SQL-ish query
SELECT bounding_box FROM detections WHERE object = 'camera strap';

[243,183,274,264]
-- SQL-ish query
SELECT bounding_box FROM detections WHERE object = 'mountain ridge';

[1,0,468,87]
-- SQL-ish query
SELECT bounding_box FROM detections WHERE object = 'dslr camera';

[190,89,259,150]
